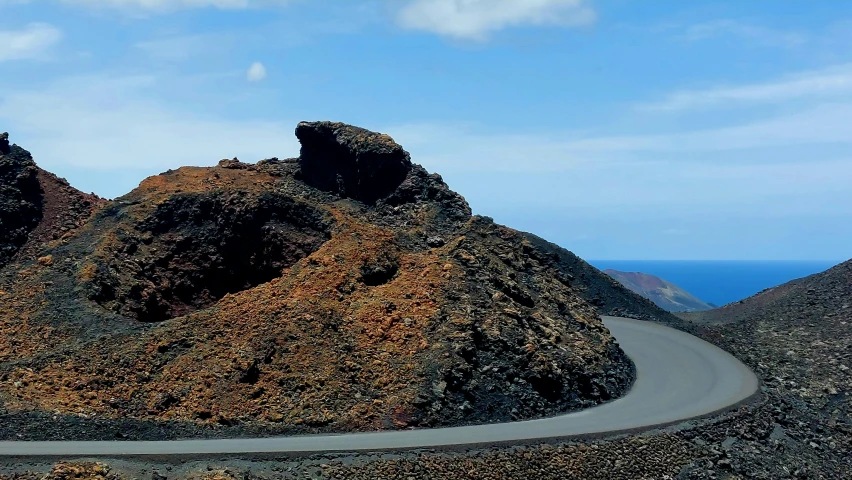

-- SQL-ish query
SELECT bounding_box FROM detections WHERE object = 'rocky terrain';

[4,260,848,479]
[0,123,678,440]
[2,123,847,479]
[603,269,714,312]
[684,260,851,433]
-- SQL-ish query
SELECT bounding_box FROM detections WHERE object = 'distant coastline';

[589,260,841,307]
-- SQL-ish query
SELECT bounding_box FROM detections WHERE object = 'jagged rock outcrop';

[0,122,667,440]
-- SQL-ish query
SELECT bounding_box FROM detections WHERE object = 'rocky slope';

[0,122,677,439]
[6,260,847,479]
[603,269,714,312]
[683,259,852,426]
[0,132,104,270]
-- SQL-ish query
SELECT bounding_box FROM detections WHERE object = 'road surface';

[0,316,758,456]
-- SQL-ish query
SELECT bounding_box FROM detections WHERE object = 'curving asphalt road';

[0,317,758,456]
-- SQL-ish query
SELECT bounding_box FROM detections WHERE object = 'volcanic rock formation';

[0,123,672,440]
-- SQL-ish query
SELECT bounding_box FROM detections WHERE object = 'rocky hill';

[603,269,714,312]
[0,123,674,440]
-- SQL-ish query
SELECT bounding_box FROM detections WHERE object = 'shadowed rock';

[0,133,10,155]
[0,134,42,267]
[296,121,413,204]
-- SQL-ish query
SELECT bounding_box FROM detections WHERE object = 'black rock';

[0,134,43,268]
[427,236,446,248]
[0,132,9,155]
[295,121,412,204]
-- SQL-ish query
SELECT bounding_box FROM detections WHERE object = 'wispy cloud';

[391,101,852,175]
[0,73,299,175]
[638,64,852,112]
[681,19,807,48]
[7,0,294,13]
[390,120,852,220]
[617,18,808,50]
[63,0,268,10]
[0,23,63,62]
[395,0,595,41]
[134,33,240,61]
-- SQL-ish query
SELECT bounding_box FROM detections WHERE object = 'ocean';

[587,260,843,308]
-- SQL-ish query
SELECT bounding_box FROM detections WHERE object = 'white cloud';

[135,33,237,61]
[390,102,852,175]
[393,123,852,219]
[396,0,595,41]
[246,62,267,82]
[639,64,852,112]
[2,66,849,225]
[0,73,299,174]
[683,19,807,48]
[8,0,293,13]
[385,101,852,222]
[0,23,63,62]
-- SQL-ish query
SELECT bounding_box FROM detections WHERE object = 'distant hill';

[603,269,714,312]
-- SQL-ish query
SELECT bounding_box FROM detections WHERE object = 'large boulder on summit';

[296,121,413,204]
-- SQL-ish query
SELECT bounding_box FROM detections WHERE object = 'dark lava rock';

[296,121,412,204]
[0,134,43,268]
[0,132,10,155]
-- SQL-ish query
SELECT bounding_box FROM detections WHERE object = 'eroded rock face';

[0,134,42,268]
[296,121,412,204]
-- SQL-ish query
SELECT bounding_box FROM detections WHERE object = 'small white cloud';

[396,0,596,41]
[246,62,267,82]
[0,23,63,62]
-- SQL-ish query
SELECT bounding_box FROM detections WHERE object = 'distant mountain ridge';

[603,269,714,312]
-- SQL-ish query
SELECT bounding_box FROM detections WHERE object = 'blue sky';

[1,0,850,261]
